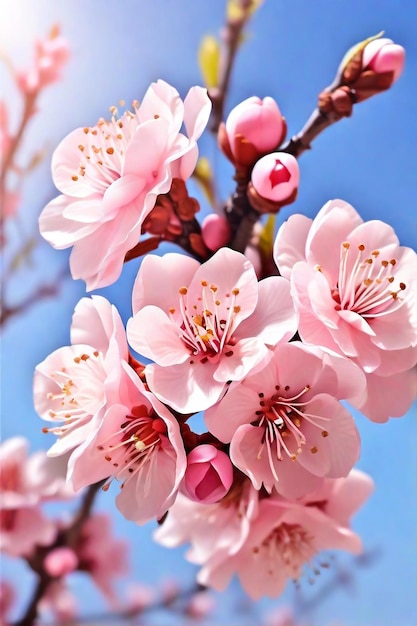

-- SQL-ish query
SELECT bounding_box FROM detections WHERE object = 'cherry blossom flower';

[127,247,297,413]
[68,369,186,525]
[17,26,69,94]
[205,342,363,498]
[274,199,417,422]
[154,479,259,565]
[180,470,373,600]
[34,295,131,459]
[0,437,72,557]
[39,80,211,290]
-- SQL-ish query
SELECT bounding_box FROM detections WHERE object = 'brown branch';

[209,0,258,134]
[0,265,69,327]
[14,482,105,626]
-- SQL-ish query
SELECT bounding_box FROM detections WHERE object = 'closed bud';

[337,34,405,103]
[362,38,405,82]
[201,214,231,251]
[219,96,287,167]
[44,547,79,577]
[249,152,299,213]
[181,444,233,504]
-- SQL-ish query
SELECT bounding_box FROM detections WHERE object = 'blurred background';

[1,1,416,624]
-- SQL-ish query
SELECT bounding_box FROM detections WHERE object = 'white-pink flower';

[274,199,417,422]
[205,342,363,498]
[34,295,131,459]
[0,438,72,557]
[192,470,373,600]
[127,247,297,413]
[154,480,259,565]
[39,80,211,290]
[68,370,186,525]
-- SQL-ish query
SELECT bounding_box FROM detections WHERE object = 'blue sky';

[1,1,416,624]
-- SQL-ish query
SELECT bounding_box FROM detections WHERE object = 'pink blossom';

[201,213,231,251]
[34,295,131,460]
[68,370,186,525]
[182,444,233,504]
[75,513,129,605]
[274,199,417,422]
[0,437,73,557]
[205,342,362,498]
[251,152,300,204]
[193,470,373,599]
[154,480,259,565]
[39,80,211,290]
[185,590,216,619]
[44,547,79,577]
[18,26,69,94]
[127,247,297,413]
[220,96,286,166]
[362,38,405,82]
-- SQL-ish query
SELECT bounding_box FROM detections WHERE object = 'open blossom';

[39,80,211,290]
[164,470,372,600]
[205,342,363,498]
[274,199,417,422]
[0,438,73,557]
[34,295,131,460]
[67,367,186,525]
[154,479,259,565]
[127,247,297,413]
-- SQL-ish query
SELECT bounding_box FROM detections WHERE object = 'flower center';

[331,242,406,318]
[42,350,106,438]
[169,281,241,364]
[253,385,330,479]
[70,102,141,192]
[98,405,167,494]
[252,522,316,579]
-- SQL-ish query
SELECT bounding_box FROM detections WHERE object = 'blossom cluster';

[30,35,416,601]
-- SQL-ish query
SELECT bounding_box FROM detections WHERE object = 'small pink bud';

[201,214,231,251]
[251,152,299,203]
[221,96,286,166]
[44,547,79,577]
[362,38,405,82]
[182,444,233,504]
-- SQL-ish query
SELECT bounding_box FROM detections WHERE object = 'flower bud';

[362,38,405,82]
[248,152,299,213]
[201,214,231,251]
[337,34,405,104]
[219,96,287,167]
[44,547,79,577]
[182,444,233,504]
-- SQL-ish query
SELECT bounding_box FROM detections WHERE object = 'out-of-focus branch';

[14,482,105,626]
[0,265,69,327]
[208,0,259,134]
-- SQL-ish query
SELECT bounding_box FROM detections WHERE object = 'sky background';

[1,1,417,624]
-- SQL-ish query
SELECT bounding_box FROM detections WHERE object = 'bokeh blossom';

[39,80,211,290]
[0,438,73,557]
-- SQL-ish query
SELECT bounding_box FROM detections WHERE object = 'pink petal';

[127,306,188,365]
[39,195,98,248]
[183,86,212,141]
[273,213,312,278]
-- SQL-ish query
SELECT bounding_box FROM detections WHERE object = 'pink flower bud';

[220,96,286,166]
[44,547,79,577]
[182,444,233,504]
[251,152,299,203]
[201,214,231,251]
[362,38,405,82]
